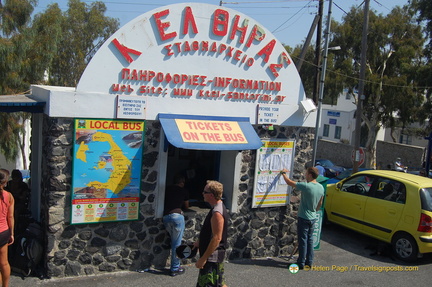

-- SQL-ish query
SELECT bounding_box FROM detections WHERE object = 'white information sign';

[116,96,146,119]
[257,104,280,124]
[252,139,295,208]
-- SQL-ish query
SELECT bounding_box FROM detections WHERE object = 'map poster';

[71,119,145,224]
[252,139,295,208]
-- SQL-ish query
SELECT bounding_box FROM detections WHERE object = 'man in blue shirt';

[315,162,325,176]
[281,167,324,269]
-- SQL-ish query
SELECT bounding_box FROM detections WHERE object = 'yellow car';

[324,170,432,261]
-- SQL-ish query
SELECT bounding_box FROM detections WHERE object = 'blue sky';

[34,0,410,47]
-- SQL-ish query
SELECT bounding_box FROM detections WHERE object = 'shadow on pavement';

[228,257,290,269]
[320,222,432,266]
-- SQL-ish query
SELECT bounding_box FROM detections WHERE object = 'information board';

[116,95,147,119]
[71,119,144,224]
[252,139,295,208]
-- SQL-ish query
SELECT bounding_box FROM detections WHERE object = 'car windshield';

[420,188,432,212]
[335,169,351,180]
[317,159,334,168]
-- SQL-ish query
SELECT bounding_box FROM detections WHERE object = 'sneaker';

[170,267,185,276]
[296,262,304,270]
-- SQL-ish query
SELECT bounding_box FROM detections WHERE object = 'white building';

[318,90,427,148]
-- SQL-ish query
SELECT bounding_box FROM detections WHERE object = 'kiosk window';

[166,145,219,208]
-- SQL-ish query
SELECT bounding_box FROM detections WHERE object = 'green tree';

[0,0,41,167]
[291,39,340,106]
[412,0,432,130]
[48,0,119,86]
[0,112,22,163]
[290,44,316,100]
[0,0,118,166]
[326,5,425,168]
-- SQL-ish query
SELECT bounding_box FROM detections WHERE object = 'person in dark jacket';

[5,170,30,233]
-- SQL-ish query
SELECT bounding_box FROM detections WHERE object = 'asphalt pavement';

[10,224,432,287]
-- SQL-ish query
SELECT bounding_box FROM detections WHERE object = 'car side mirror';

[336,182,342,190]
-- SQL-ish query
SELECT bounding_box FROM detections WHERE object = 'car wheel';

[391,233,418,262]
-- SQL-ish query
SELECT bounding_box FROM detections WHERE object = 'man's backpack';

[9,221,44,277]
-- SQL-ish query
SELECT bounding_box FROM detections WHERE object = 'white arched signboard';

[76,2,313,127]
[60,3,317,223]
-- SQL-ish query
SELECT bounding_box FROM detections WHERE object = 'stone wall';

[41,116,314,277]
[376,141,425,170]
[316,139,355,167]
[316,139,426,169]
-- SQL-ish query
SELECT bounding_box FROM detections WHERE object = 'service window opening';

[165,144,220,208]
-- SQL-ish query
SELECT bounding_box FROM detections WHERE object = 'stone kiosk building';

[1,3,318,278]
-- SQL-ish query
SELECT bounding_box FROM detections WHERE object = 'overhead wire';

[289,54,432,90]
[221,0,316,3]
[34,0,320,20]
[333,1,348,15]
[33,0,427,90]
[271,1,316,34]
[372,0,392,12]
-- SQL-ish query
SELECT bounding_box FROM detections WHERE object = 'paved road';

[11,224,432,286]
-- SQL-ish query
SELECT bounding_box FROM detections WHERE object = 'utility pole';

[296,15,320,72]
[312,0,332,165]
[313,0,324,104]
[425,132,432,176]
[353,0,370,173]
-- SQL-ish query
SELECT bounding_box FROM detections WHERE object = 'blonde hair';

[206,180,223,200]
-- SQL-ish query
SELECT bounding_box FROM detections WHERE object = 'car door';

[363,177,405,241]
[327,174,373,232]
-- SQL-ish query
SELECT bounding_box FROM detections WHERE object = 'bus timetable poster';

[252,139,295,208]
[71,119,144,224]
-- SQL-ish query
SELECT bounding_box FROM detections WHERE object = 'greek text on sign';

[175,119,247,144]
[75,3,310,126]
[117,95,147,119]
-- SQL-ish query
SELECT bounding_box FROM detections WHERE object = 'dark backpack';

[9,221,44,277]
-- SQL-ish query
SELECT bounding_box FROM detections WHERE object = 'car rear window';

[420,188,432,212]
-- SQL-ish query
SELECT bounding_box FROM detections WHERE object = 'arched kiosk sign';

[75,2,309,124]
[64,3,313,224]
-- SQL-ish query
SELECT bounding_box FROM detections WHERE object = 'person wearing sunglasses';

[194,180,229,287]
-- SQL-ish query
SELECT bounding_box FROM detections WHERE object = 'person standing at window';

[5,169,30,234]
[281,167,324,270]
[163,174,189,276]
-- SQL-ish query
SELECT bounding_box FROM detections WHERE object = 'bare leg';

[0,243,10,287]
